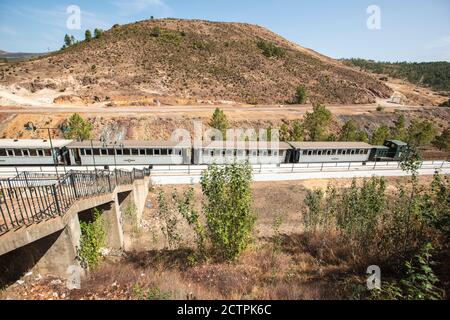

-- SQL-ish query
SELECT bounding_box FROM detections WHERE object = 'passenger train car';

[0,138,408,167]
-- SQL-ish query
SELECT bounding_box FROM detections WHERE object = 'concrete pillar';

[33,213,85,279]
[102,196,124,250]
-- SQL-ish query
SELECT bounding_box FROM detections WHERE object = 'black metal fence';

[0,168,150,235]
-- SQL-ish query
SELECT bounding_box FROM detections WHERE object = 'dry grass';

[1,176,447,300]
[0,19,392,106]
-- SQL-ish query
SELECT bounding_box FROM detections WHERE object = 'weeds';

[79,209,107,269]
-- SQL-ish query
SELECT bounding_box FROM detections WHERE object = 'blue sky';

[0,0,449,62]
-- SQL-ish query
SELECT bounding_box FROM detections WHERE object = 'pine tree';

[209,108,229,140]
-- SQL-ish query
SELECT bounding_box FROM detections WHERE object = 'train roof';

[67,140,191,149]
[199,141,292,149]
[288,141,374,149]
[0,139,72,149]
[385,140,408,146]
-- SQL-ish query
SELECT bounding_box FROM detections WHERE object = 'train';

[0,138,408,167]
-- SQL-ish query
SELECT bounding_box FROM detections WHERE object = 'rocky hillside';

[0,19,392,105]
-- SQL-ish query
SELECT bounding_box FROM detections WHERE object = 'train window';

[85,149,93,156]
[44,149,52,157]
[139,149,146,156]
[93,149,101,156]
[168,149,173,155]
[154,149,161,155]
[22,149,30,157]
[176,149,182,156]
[146,149,153,156]
[307,150,313,156]
[6,149,15,156]
[132,149,139,156]
[37,150,45,157]
[350,150,356,155]
[101,149,108,156]
[106,149,114,156]
[342,150,346,155]
[331,150,337,155]
[0,149,6,156]
[359,149,364,155]
[246,150,250,156]
[116,149,123,156]
[274,151,278,156]
[327,150,332,155]
[317,150,323,156]
[29,149,38,157]
[122,149,130,155]
[161,149,168,156]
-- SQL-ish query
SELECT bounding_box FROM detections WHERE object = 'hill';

[0,19,393,105]
[0,50,44,61]
[342,58,450,93]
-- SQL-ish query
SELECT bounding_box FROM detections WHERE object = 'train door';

[72,148,82,166]
[59,147,71,165]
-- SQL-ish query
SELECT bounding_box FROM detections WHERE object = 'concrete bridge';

[0,169,150,287]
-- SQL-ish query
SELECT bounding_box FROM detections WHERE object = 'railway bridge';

[0,169,151,286]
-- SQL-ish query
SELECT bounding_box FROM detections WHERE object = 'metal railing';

[0,168,150,235]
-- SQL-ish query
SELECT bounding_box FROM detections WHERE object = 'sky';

[0,0,449,62]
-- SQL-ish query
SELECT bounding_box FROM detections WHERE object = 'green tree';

[201,163,255,261]
[85,29,92,41]
[94,28,104,39]
[303,104,332,141]
[294,85,308,104]
[291,120,304,141]
[407,119,437,147]
[280,123,291,142]
[339,119,368,142]
[433,128,450,151]
[64,113,93,141]
[209,108,229,140]
[64,34,72,47]
[371,125,390,145]
[392,114,407,141]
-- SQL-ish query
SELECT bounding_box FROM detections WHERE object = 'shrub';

[201,163,255,261]
[294,85,308,104]
[79,209,107,269]
[156,189,181,249]
[150,26,162,37]
[257,40,286,58]
[371,243,444,300]
[432,128,450,151]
